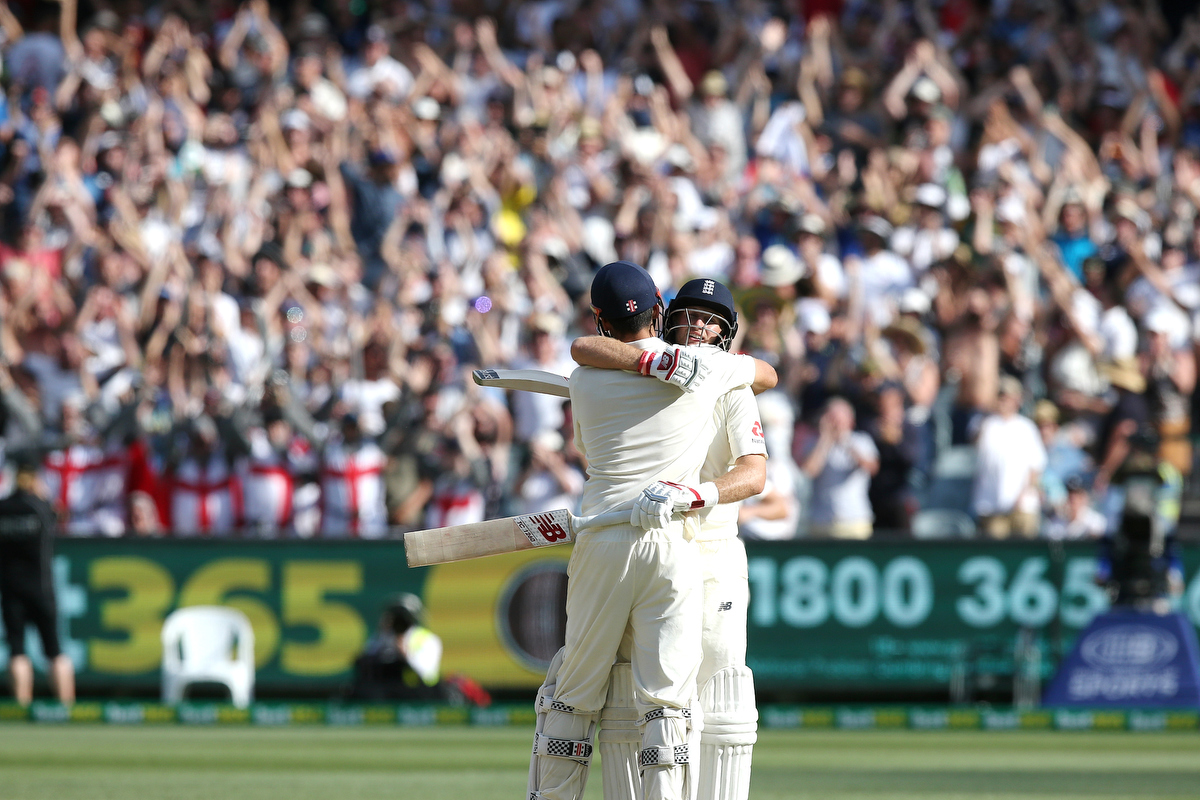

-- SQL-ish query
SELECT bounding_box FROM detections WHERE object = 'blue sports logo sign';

[1044,610,1200,708]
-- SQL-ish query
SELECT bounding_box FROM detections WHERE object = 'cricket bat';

[472,368,570,397]
[404,508,629,567]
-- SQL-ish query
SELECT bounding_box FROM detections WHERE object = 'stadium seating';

[922,446,978,515]
[910,508,977,539]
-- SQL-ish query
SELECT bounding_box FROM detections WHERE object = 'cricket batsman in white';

[528,262,776,800]
[571,277,767,800]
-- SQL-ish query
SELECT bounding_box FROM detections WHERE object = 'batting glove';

[637,347,710,393]
[630,480,719,530]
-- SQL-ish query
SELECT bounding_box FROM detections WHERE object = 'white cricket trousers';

[697,537,750,687]
[555,525,702,715]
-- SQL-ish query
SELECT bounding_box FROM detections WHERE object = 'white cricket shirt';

[694,385,768,541]
[570,338,756,522]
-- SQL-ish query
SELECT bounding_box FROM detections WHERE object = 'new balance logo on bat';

[515,511,570,546]
[718,601,733,611]
[533,514,568,541]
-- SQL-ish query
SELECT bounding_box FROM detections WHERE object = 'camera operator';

[1095,434,1185,614]
[348,593,446,701]
[347,593,490,706]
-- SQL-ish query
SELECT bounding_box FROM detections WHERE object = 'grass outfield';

[0,725,1197,800]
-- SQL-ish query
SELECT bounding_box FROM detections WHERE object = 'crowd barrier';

[3,538,1197,696]
[2,700,1197,732]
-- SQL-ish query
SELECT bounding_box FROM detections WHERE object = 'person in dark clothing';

[868,383,920,532]
[338,150,403,290]
[0,458,74,706]
[348,593,490,706]
[1096,461,1184,614]
[349,593,447,701]
[1093,358,1151,496]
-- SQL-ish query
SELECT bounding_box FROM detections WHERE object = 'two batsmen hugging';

[528,261,775,800]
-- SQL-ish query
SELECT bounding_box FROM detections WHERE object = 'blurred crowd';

[0,0,1197,540]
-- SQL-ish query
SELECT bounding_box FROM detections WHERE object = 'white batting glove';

[630,480,719,530]
[637,347,709,393]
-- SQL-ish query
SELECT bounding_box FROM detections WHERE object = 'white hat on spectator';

[795,214,826,237]
[1113,197,1148,234]
[530,312,566,337]
[700,70,728,97]
[306,263,341,288]
[100,100,124,127]
[441,153,469,185]
[694,206,720,232]
[760,245,804,287]
[995,194,1026,224]
[796,298,831,335]
[913,183,946,209]
[582,216,618,264]
[899,288,931,315]
[532,429,565,452]
[858,215,894,240]
[911,77,941,104]
[281,108,311,132]
[413,96,441,121]
[624,129,668,165]
[541,236,571,260]
[287,168,313,189]
[1144,305,1191,349]
[665,144,695,172]
[946,193,971,222]
[1144,308,1174,334]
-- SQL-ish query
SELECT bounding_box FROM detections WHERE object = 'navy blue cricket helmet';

[665,278,738,351]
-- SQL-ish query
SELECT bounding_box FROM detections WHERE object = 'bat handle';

[574,509,632,533]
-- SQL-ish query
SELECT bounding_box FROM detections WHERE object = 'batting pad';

[599,663,639,800]
[697,666,757,800]
[640,706,692,800]
[529,648,598,800]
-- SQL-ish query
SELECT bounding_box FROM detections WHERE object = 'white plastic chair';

[161,606,255,708]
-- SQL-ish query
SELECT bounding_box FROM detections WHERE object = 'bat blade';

[404,509,576,567]
[403,508,630,567]
[472,368,570,398]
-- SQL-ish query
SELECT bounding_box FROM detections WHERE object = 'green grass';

[0,725,1197,800]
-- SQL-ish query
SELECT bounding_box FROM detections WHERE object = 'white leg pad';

[640,706,692,800]
[697,666,757,800]
[529,647,597,800]
[599,663,640,800]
